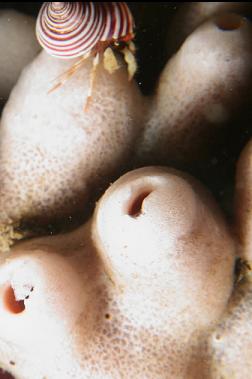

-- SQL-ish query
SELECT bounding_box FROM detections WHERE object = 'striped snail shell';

[36,2,135,59]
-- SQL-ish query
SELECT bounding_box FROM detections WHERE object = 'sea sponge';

[135,13,252,171]
[0,10,40,103]
[234,138,252,262]
[0,167,235,379]
[165,2,252,57]
[207,273,252,379]
[1,3,252,379]
[0,50,143,229]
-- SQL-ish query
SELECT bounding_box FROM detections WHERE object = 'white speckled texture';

[0,10,40,100]
[0,167,235,378]
[0,50,143,226]
[207,275,252,379]
[135,14,252,169]
[234,139,252,262]
[1,4,252,379]
[166,2,252,57]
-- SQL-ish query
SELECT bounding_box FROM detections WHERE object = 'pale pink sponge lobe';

[136,13,252,170]
[0,51,143,227]
[207,275,252,378]
[234,138,252,263]
[93,167,235,324]
[165,2,252,57]
[0,242,92,378]
[0,167,235,378]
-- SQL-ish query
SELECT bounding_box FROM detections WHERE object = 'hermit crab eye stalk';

[36,2,137,110]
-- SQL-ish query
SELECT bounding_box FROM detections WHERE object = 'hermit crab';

[36,2,137,109]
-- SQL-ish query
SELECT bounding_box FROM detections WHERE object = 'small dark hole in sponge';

[128,191,151,217]
[215,334,222,341]
[4,286,25,314]
[0,368,15,379]
[105,313,111,320]
[215,13,244,31]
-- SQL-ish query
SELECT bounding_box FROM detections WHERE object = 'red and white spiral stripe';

[36,2,135,59]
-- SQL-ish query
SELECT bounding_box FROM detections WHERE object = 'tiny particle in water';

[211,157,218,166]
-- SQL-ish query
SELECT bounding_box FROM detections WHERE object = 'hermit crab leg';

[84,53,100,112]
[36,2,137,108]
[121,43,138,81]
[48,53,90,94]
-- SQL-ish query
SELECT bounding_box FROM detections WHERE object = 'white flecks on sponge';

[135,14,252,170]
[0,167,235,379]
[234,138,252,263]
[207,275,252,379]
[166,2,252,57]
[0,50,144,228]
[93,166,235,319]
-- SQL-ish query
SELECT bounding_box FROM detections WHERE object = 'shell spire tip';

[52,2,65,11]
